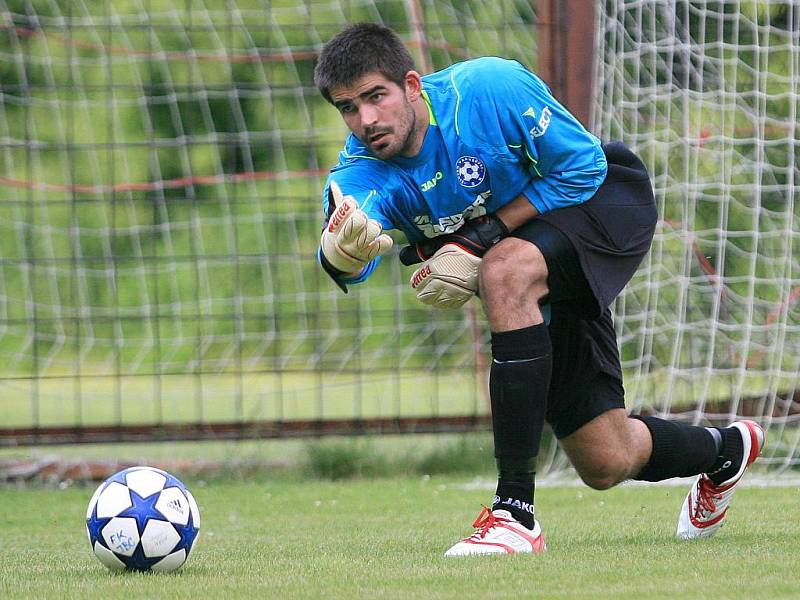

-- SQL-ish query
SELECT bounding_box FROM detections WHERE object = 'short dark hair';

[314,23,416,104]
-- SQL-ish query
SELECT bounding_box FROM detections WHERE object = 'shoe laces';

[694,477,723,518]
[468,506,508,540]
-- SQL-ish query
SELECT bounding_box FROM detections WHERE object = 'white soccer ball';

[85,466,200,572]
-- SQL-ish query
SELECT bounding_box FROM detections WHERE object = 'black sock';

[493,456,536,528]
[632,416,718,481]
[490,324,551,529]
[706,426,744,485]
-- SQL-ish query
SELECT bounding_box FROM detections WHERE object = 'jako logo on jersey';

[456,156,486,188]
[421,171,444,193]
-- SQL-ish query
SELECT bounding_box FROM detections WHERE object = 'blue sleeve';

[316,247,381,285]
[464,59,607,213]
[318,162,395,287]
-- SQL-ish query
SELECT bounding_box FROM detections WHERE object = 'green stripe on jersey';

[421,90,437,126]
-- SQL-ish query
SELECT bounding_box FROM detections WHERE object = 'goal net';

[595,0,800,473]
[0,0,536,441]
[0,1,797,476]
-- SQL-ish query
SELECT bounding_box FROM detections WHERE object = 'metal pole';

[537,0,596,129]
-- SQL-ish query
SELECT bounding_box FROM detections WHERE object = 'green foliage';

[304,434,496,479]
[411,435,495,476]
[304,438,392,479]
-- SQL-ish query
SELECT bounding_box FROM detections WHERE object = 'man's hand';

[409,243,483,309]
[320,180,393,274]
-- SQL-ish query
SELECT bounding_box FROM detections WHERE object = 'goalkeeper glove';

[398,214,509,266]
[319,180,393,292]
[410,243,483,309]
[403,214,509,309]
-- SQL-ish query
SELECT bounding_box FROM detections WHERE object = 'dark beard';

[398,106,418,157]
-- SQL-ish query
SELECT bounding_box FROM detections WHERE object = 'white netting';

[596,0,800,471]
[1,0,798,476]
[0,1,536,430]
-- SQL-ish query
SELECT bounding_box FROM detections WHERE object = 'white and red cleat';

[676,420,765,540]
[444,507,546,556]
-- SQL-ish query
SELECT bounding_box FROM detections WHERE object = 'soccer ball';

[85,466,200,572]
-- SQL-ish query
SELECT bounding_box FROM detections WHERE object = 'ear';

[403,70,423,102]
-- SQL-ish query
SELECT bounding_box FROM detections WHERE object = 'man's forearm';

[496,194,540,232]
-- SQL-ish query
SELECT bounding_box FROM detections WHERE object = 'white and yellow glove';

[401,214,509,309]
[409,243,483,309]
[319,180,393,277]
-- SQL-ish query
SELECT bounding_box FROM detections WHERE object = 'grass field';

[1,474,798,599]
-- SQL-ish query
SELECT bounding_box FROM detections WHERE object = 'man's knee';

[574,457,631,490]
[479,238,547,301]
[562,412,653,490]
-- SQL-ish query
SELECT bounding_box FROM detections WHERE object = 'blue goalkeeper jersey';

[321,56,608,284]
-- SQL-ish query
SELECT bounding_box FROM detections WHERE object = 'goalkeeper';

[314,23,764,555]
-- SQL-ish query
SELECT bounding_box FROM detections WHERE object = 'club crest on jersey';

[456,156,486,188]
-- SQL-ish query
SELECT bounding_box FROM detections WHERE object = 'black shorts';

[508,141,656,438]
